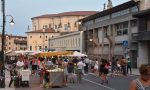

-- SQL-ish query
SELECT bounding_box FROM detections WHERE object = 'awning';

[35,51,73,57]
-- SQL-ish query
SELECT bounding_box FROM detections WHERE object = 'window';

[74,22,77,27]
[45,36,47,38]
[34,26,36,30]
[131,20,137,27]
[68,22,71,28]
[39,46,41,50]
[45,25,48,29]
[9,47,11,49]
[64,24,68,31]
[103,26,109,37]
[49,24,51,28]
[40,36,41,38]
[30,36,32,38]
[58,23,62,28]
[20,47,23,50]
[45,46,47,49]
[43,25,48,29]
[30,46,32,50]
[115,21,128,36]
[131,6,138,13]
[16,47,17,50]
[55,25,57,29]
[9,42,11,45]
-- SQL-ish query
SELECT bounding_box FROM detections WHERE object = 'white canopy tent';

[15,50,42,55]
[70,51,87,57]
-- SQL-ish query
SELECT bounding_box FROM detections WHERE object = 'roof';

[80,1,138,22]
[133,8,150,18]
[31,11,98,19]
[0,34,27,38]
[26,28,57,33]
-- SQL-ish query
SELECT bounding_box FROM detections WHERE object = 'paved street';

[2,72,138,90]
[0,65,139,90]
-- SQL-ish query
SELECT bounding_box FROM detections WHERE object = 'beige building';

[0,34,27,52]
[31,11,97,32]
[27,11,97,51]
[26,28,60,51]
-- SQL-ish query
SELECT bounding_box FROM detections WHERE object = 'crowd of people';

[5,55,149,90]
[6,55,91,88]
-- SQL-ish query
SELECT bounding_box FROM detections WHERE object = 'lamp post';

[0,0,15,86]
[0,0,6,78]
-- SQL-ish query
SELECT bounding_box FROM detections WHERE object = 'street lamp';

[0,0,15,87]
[6,15,15,26]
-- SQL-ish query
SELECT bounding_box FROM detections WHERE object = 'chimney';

[27,25,30,31]
[107,0,113,9]
[138,0,150,11]
[103,3,106,10]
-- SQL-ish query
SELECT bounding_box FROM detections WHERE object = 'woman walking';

[130,64,150,90]
[99,59,109,84]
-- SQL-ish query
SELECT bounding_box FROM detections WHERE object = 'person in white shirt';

[16,58,25,75]
[77,60,85,83]
[94,59,99,76]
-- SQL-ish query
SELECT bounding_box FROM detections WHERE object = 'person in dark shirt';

[127,58,132,74]
[68,62,74,83]
[9,64,17,87]
[99,59,109,84]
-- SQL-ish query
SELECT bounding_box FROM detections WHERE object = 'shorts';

[77,69,83,75]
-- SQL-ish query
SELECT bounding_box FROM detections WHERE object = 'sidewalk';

[131,68,139,75]
[0,70,15,90]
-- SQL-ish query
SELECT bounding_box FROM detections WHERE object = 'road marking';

[83,78,116,90]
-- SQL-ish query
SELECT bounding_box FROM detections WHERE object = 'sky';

[1,0,129,36]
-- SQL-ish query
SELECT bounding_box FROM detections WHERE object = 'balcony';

[14,39,27,45]
[138,31,150,41]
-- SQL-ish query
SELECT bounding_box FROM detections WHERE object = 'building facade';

[31,11,97,33]
[49,31,84,52]
[27,11,97,51]
[81,1,140,67]
[0,35,27,52]
[133,8,150,65]
[26,28,60,51]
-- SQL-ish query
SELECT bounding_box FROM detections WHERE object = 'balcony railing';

[14,39,27,45]
[138,31,150,41]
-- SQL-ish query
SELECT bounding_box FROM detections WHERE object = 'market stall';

[47,68,65,87]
